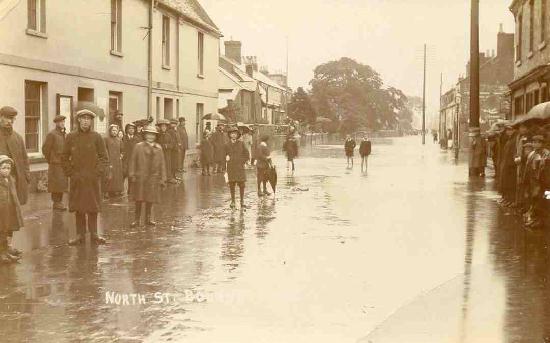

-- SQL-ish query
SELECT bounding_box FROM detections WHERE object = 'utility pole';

[439,72,443,147]
[147,0,153,120]
[469,0,480,175]
[422,43,426,145]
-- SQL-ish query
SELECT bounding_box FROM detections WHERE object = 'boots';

[145,203,156,226]
[131,202,142,228]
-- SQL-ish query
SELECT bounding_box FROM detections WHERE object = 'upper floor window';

[517,13,523,61]
[542,0,547,43]
[27,0,46,33]
[111,0,122,53]
[529,0,535,52]
[162,15,170,67]
[198,31,204,76]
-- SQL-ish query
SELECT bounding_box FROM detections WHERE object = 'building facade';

[440,27,514,149]
[509,0,550,118]
[0,0,220,175]
[219,40,290,125]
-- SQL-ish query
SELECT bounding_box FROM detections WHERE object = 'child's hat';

[0,155,14,166]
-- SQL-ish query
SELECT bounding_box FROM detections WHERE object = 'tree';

[287,87,317,125]
[308,57,409,134]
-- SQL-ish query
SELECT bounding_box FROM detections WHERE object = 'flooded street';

[1,136,549,343]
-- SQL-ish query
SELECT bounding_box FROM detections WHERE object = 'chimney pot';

[225,40,242,64]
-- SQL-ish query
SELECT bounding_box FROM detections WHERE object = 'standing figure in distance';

[103,124,124,199]
[177,117,188,172]
[156,119,176,184]
[42,115,68,210]
[359,135,371,174]
[283,129,298,173]
[256,135,271,197]
[122,123,141,197]
[200,130,214,176]
[129,125,167,227]
[344,134,357,168]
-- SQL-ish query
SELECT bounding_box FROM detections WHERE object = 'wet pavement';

[1,136,550,343]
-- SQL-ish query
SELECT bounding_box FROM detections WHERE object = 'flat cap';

[75,101,100,119]
[53,115,66,123]
[142,125,158,134]
[156,119,171,126]
[532,135,545,142]
[0,106,17,118]
[170,119,178,124]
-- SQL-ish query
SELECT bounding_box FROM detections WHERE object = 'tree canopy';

[288,57,412,134]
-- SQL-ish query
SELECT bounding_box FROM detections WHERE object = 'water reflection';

[221,212,245,273]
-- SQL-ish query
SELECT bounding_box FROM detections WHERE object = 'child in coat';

[0,155,24,264]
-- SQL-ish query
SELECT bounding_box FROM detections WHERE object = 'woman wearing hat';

[225,125,250,209]
[0,155,24,263]
[103,124,124,199]
[62,102,109,245]
[42,115,68,210]
[156,119,176,184]
[128,125,167,227]
[122,123,141,196]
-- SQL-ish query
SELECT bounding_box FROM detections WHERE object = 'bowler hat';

[0,106,17,118]
[53,115,66,123]
[0,155,14,166]
[156,119,170,126]
[142,125,158,135]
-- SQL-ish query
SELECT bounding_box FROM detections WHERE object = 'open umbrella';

[202,112,227,121]
[512,101,550,126]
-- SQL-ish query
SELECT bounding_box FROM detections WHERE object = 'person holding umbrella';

[225,125,250,209]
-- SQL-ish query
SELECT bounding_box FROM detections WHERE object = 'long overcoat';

[225,140,249,182]
[42,128,68,193]
[62,129,109,213]
[211,131,226,163]
[469,136,487,168]
[122,134,141,177]
[157,132,174,178]
[200,138,214,165]
[0,128,29,205]
[104,136,124,193]
[129,142,167,204]
[0,176,23,233]
[177,125,188,150]
[499,134,518,198]
[168,128,181,173]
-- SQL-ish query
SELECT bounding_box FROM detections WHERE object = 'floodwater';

[1,136,549,343]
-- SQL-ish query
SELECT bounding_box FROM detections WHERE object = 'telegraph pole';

[422,43,426,145]
[469,0,480,175]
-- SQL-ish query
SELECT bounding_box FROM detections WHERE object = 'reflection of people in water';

[256,199,276,239]
[221,212,245,272]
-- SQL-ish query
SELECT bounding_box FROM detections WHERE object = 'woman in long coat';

[129,125,167,227]
[225,126,250,209]
[103,124,124,198]
[200,131,214,175]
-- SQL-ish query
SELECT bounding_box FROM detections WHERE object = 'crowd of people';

[0,102,302,264]
[484,121,550,229]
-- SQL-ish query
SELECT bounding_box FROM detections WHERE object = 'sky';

[200,0,515,120]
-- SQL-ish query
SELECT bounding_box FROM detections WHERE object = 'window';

[514,96,524,116]
[526,92,533,112]
[110,0,122,53]
[542,0,547,43]
[156,96,161,121]
[109,91,123,128]
[529,0,535,52]
[198,31,204,75]
[162,15,170,67]
[196,103,204,140]
[534,89,540,106]
[164,98,173,119]
[56,95,73,131]
[517,13,523,60]
[27,0,46,33]
[25,81,45,153]
[542,86,548,102]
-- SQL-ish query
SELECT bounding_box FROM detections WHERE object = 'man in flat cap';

[42,115,68,210]
[0,106,30,206]
[62,102,109,245]
[177,117,188,172]
[169,119,182,182]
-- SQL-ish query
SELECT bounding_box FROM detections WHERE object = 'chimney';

[245,64,254,77]
[244,56,258,77]
[225,40,242,64]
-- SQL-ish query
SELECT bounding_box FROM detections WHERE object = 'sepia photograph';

[0,0,549,342]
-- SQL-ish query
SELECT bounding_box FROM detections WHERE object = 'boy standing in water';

[359,135,372,173]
